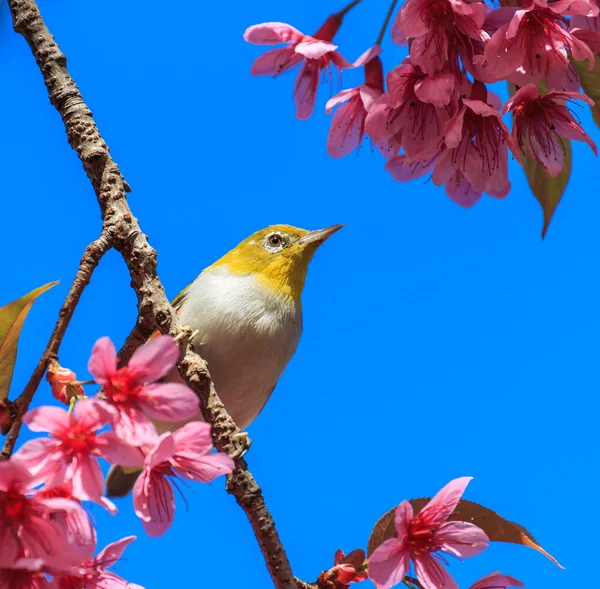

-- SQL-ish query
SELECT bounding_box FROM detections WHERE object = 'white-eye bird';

[105,223,342,497]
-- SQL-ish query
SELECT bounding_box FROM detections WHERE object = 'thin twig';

[375,0,399,45]
[1,233,111,458]
[7,2,301,587]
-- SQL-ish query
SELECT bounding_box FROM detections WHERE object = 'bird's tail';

[105,465,142,498]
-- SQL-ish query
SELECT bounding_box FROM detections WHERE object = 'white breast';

[176,267,303,429]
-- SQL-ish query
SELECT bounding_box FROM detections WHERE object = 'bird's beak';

[297,224,344,248]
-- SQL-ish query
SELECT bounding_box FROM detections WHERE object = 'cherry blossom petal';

[353,44,382,67]
[385,154,438,181]
[295,40,338,59]
[469,572,524,589]
[437,521,489,557]
[368,538,409,589]
[419,477,472,527]
[243,22,304,45]
[71,455,106,505]
[0,460,32,491]
[327,98,366,158]
[250,47,303,76]
[113,407,158,446]
[414,553,458,589]
[96,431,145,467]
[141,475,175,537]
[23,405,69,433]
[88,337,117,384]
[138,382,199,422]
[414,72,455,106]
[171,421,213,450]
[325,88,358,113]
[294,62,320,120]
[74,399,116,430]
[394,500,414,539]
[148,433,176,469]
[94,536,137,567]
[128,336,179,385]
[172,452,235,483]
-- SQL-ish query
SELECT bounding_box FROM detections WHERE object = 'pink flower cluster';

[0,335,234,586]
[368,477,523,589]
[244,1,599,206]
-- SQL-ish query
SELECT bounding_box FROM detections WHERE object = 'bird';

[105,223,343,497]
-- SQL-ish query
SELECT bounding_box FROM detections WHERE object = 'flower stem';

[337,0,364,17]
[72,380,95,386]
[376,0,400,45]
[67,396,77,416]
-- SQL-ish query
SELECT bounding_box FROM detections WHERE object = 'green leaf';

[574,59,600,130]
[367,498,563,568]
[507,82,572,238]
[522,143,572,239]
[0,282,58,400]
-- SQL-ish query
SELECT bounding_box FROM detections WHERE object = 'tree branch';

[1,233,111,458]
[7,2,300,587]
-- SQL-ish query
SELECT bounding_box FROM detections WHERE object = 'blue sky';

[0,0,598,588]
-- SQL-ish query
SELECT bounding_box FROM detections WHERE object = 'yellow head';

[207,224,343,303]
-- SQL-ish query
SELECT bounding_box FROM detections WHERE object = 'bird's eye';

[264,232,287,252]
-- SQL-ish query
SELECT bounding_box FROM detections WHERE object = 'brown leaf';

[367,498,562,568]
[0,282,58,400]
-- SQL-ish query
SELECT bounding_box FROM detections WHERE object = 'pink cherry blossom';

[0,461,88,565]
[46,360,84,406]
[469,572,524,589]
[14,401,143,512]
[385,153,483,208]
[484,6,594,90]
[392,0,488,77]
[368,477,488,589]
[133,422,234,537]
[50,536,145,589]
[244,15,354,120]
[87,336,199,445]
[504,84,597,177]
[365,61,455,162]
[522,0,598,15]
[326,47,390,158]
[432,83,516,201]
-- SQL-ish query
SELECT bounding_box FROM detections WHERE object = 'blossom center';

[407,516,439,554]
[59,424,97,456]
[105,369,142,406]
[1,489,28,522]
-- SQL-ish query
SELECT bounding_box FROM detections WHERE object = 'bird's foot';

[173,326,200,344]
[228,431,252,460]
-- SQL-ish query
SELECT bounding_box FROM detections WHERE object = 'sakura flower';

[318,549,368,588]
[51,535,145,589]
[46,360,84,406]
[244,15,354,119]
[571,1,600,53]
[504,84,597,176]
[14,401,143,511]
[133,422,234,537]
[368,477,489,589]
[365,61,454,162]
[391,0,489,77]
[385,152,484,207]
[326,46,391,158]
[469,572,524,589]
[432,83,516,201]
[0,461,88,564]
[484,6,595,90]
[88,336,199,445]
[522,0,598,15]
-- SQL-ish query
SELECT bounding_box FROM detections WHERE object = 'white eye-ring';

[264,232,287,253]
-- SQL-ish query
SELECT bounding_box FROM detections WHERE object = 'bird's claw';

[228,431,252,460]
[173,326,200,344]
